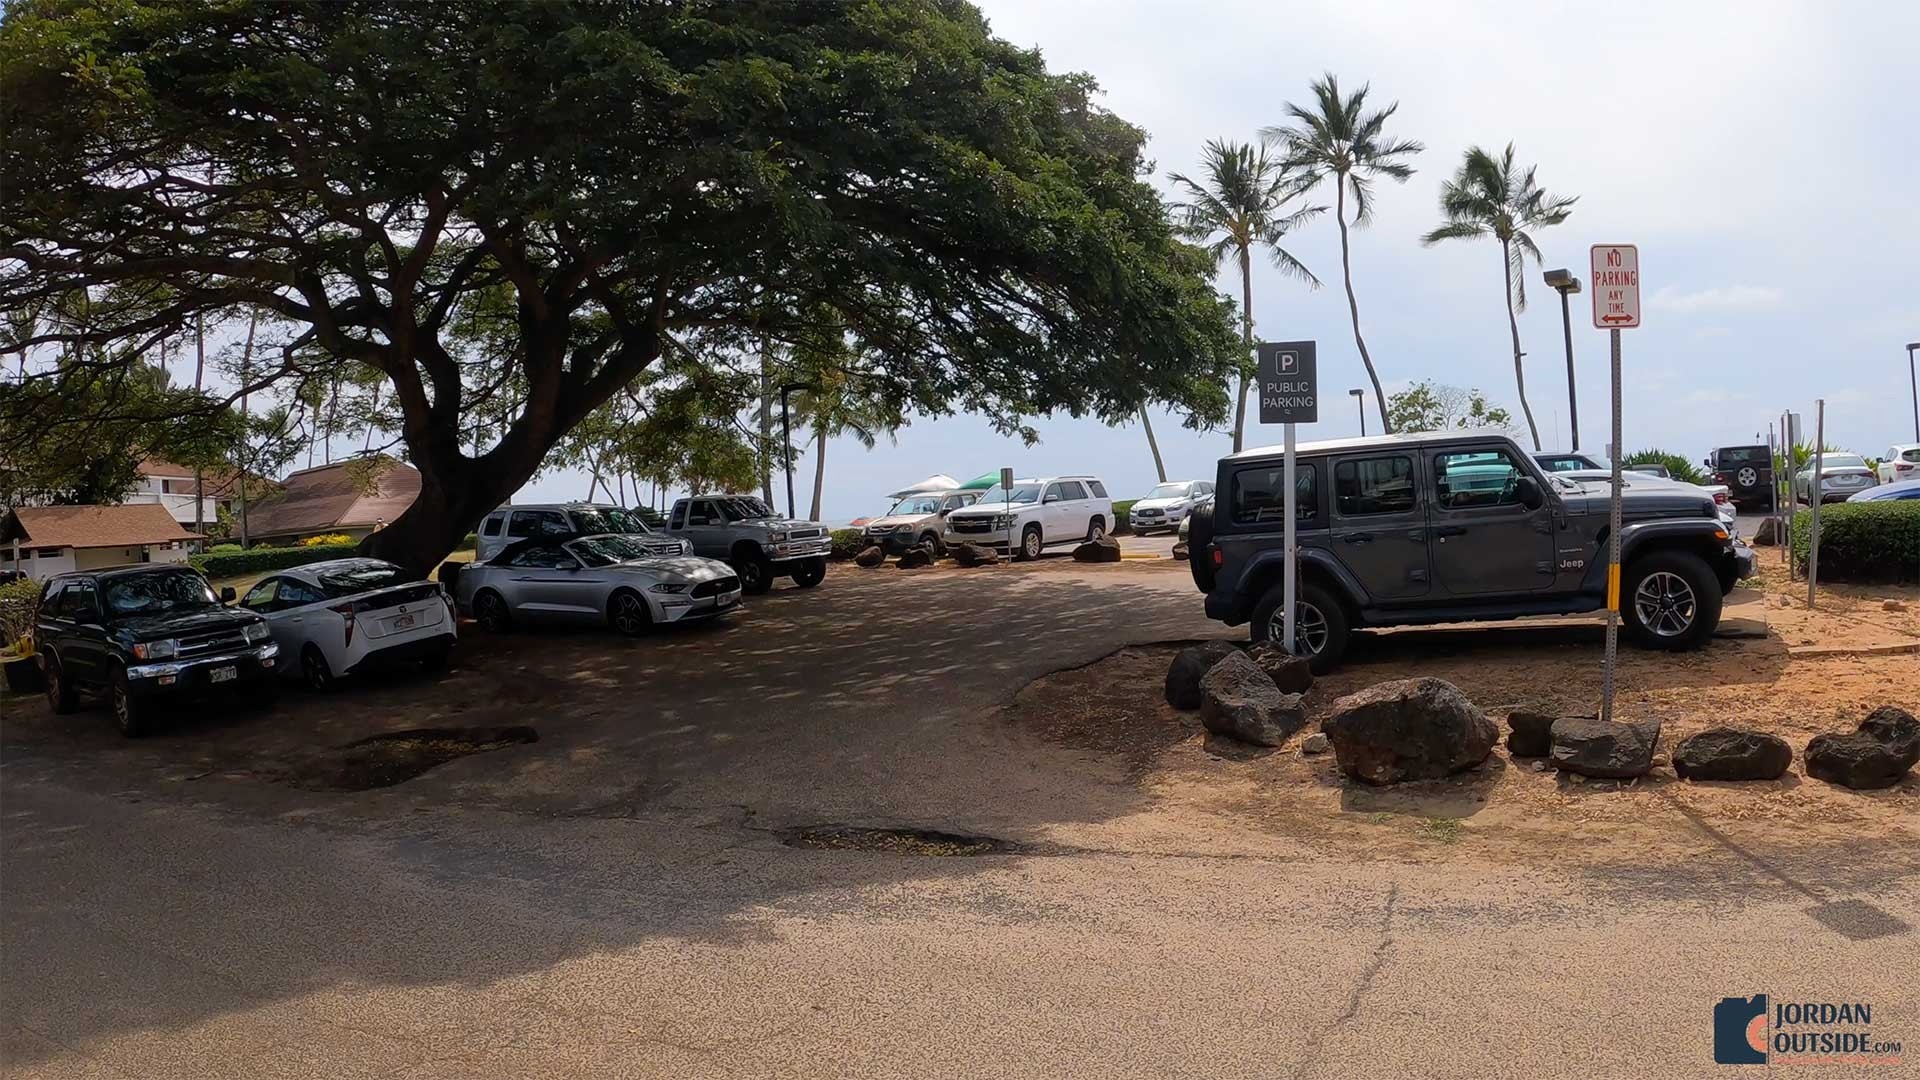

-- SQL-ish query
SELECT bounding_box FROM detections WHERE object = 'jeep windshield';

[974,484,1041,505]
[102,570,220,616]
[571,507,652,534]
[1143,483,1192,499]
[567,535,654,567]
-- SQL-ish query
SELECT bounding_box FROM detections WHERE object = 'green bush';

[208,543,243,553]
[1111,499,1136,535]
[0,577,42,653]
[191,542,361,578]
[828,528,867,560]
[1622,448,1705,485]
[1790,502,1920,583]
[455,532,477,552]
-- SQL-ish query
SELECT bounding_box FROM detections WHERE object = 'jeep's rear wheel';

[1251,580,1350,674]
[1621,550,1721,651]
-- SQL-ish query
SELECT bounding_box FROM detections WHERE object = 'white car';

[239,558,455,690]
[1876,443,1920,486]
[1127,480,1214,535]
[473,502,687,563]
[942,475,1114,561]
[1794,453,1877,504]
[1560,470,1737,533]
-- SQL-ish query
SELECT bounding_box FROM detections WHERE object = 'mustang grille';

[691,576,739,598]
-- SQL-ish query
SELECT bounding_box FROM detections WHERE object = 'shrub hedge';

[829,528,867,560]
[1790,502,1920,583]
[1622,448,1705,485]
[1111,499,1136,535]
[190,542,361,578]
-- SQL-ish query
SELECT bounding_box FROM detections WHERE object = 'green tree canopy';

[1384,380,1513,434]
[1,0,1241,570]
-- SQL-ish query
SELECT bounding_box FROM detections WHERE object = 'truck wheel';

[734,555,774,594]
[790,557,827,588]
[1251,580,1350,674]
[1621,550,1721,651]
[109,665,152,738]
[1016,524,1043,562]
[42,652,78,714]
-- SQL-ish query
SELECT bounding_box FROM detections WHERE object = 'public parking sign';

[1590,244,1640,329]
[1256,341,1317,424]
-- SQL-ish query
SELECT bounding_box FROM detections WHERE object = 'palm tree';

[1139,407,1166,482]
[795,372,890,522]
[1168,140,1322,452]
[1420,144,1576,450]
[1262,74,1423,434]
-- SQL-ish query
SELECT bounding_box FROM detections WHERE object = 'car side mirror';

[1515,476,1544,510]
[1043,495,1059,503]
[220,586,237,603]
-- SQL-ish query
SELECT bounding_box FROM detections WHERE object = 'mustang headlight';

[244,622,269,642]
[649,582,689,594]
[132,638,178,660]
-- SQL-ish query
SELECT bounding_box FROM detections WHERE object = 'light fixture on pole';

[1544,268,1583,450]
[1907,342,1918,441]
[1349,388,1366,435]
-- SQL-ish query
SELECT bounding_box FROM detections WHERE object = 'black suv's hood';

[111,606,260,642]
[1560,481,1716,522]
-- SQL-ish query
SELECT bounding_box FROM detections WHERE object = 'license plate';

[209,665,237,684]
[393,614,416,631]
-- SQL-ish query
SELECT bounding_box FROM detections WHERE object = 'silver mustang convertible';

[455,534,742,635]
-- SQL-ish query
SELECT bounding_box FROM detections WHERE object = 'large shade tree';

[1420,143,1576,451]
[0,0,1241,572]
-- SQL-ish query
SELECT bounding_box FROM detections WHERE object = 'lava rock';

[1301,732,1331,755]
[1198,651,1306,747]
[1071,535,1123,563]
[950,542,998,567]
[1550,716,1661,779]
[1672,727,1793,781]
[895,544,935,570]
[1322,677,1498,785]
[1505,708,1560,758]
[1751,516,1779,546]
[1245,641,1314,694]
[854,546,886,568]
[1860,705,1920,763]
[1164,641,1239,710]
[1171,541,1190,561]
[1805,734,1912,790]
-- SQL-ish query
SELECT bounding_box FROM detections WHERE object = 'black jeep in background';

[37,564,280,736]
[1704,445,1776,511]
[1188,432,1752,671]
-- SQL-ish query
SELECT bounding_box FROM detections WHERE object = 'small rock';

[1528,760,1550,773]
[1171,541,1190,561]
[1071,535,1123,563]
[1550,715,1661,779]
[1301,733,1330,755]
[1245,641,1314,694]
[854,545,886,568]
[950,542,998,567]
[1883,599,1907,612]
[1505,708,1560,758]
[1672,727,1792,781]
[1805,733,1911,790]
[1751,517,1779,546]
[1321,677,1497,785]
[1163,640,1239,710]
[1568,772,1587,785]
[1198,652,1306,747]
[895,544,934,569]
[1860,705,1920,763]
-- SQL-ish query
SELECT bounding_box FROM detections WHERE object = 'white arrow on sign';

[1590,244,1640,329]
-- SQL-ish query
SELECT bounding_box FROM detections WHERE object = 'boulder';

[1163,640,1239,710]
[1071,535,1123,563]
[1505,708,1559,758]
[1672,728,1792,781]
[895,544,935,570]
[1171,541,1190,561]
[1860,705,1920,763]
[854,545,886,568]
[1301,732,1331,755]
[1198,652,1306,747]
[1322,677,1497,785]
[1550,715,1661,779]
[950,542,998,567]
[1806,706,1920,790]
[1751,516,1779,546]
[1245,641,1314,694]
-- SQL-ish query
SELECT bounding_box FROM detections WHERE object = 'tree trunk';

[1336,180,1392,434]
[758,334,775,504]
[1141,406,1166,482]
[809,426,827,522]
[323,377,341,464]
[193,314,206,537]
[363,381,380,451]
[237,311,257,549]
[1232,245,1254,452]
[1501,239,1542,450]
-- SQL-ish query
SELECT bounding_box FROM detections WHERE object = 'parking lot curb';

[1787,641,1920,660]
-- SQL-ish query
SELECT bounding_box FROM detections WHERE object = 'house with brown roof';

[243,456,421,545]
[1,504,202,581]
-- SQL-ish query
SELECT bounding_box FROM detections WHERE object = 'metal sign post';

[1257,341,1319,655]
[1590,244,1639,725]
[1000,466,1015,563]
[1806,403,1824,608]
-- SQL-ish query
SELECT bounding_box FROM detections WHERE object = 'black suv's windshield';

[568,535,653,567]
[315,560,411,598]
[101,570,219,617]
[571,507,651,534]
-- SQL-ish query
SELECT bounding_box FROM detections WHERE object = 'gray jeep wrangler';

[666,493,832,594]
[1189,432,1753,672]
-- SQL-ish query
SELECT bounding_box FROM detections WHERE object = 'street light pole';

[1544,269,1582,450]
[1349,388,1366,435]
[1907,342,1919,442]
[777,382,812,519]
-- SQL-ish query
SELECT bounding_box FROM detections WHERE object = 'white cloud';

[1647,285,1784,314]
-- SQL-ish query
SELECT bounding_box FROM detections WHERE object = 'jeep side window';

[1433,449,1529,510]
[1229,464,1318,525]
[480,514,504,537]
[1334,456,1416,516]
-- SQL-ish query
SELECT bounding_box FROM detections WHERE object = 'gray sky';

[524,2,1916,516]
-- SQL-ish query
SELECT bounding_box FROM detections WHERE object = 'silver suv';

[863,489,979,553]
[666,494,831,594]
[475,503,686,563]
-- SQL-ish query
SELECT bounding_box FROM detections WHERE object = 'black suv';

[1704,445,1775,510]
[1189,432,1753,671]
[37,564,280,735]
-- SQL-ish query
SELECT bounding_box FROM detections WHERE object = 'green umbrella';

[958,472,1001,490]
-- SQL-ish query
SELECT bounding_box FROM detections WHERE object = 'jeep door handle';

[1434,525,1468,538]
[1342,533,1374,544]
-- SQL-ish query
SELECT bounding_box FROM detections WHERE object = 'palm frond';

[1420,221,1489,246]
[1265,243,1322,289]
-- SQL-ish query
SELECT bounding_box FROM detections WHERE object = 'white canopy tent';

[885,474,962,500]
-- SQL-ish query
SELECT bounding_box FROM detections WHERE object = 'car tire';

[1086,517,1106,542]
[42,652,78,715]
[109,665,151,738]
[301,644,337,691]
[474,589,513,633]
[608,589,653,636]
[790,557,827,588]
[734,555,774,595]
[1621,550,1722,652]
[1016,523,1043,562]
[1250,579,1351,674]
[920,532,945,557]
[1186,501,1216,593]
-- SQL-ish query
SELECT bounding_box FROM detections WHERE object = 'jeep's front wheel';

[1251,580,1350,674]
[1621,550,1721,651]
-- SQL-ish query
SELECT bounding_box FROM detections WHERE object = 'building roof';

[244,456,421,538]
[1,504,203,549]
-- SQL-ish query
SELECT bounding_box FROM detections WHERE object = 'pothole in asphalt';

[292,726,538,791]
[778,825,1017,856]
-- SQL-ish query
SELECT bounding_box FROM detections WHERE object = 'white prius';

[238,557,456,690]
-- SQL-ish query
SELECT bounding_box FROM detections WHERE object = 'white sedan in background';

[239,558,455,690]
[1127,480,1214,535]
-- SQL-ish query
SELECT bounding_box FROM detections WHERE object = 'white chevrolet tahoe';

[941,476,1113,561]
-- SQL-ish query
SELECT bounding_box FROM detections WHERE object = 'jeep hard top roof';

[1225,430,1521,462]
